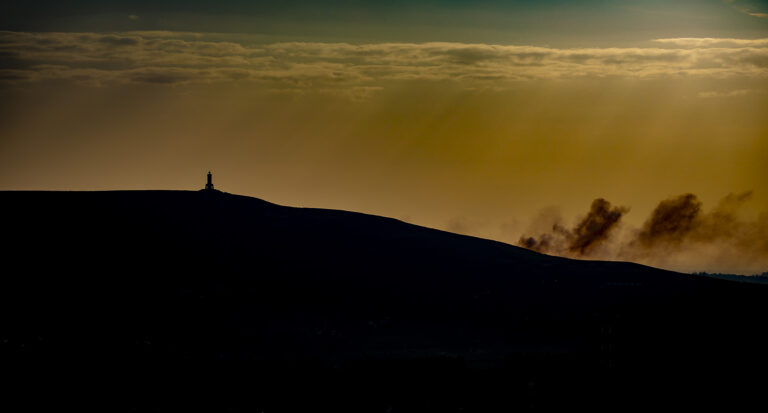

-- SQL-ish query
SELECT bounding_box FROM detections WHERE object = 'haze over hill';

[3,189,768,411]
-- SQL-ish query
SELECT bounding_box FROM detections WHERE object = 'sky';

[1,0,767,274]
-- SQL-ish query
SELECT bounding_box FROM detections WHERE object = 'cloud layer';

[1,31,768,90]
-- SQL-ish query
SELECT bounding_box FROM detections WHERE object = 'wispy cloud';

[724,0,768,18]
[697,89,752,98]
[654,37,768,47]
[1,31,767,90]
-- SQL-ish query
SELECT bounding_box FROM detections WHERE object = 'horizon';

[3,185,766,277]
[1,0,767,274]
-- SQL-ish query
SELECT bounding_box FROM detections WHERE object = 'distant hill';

[695,271,768,284]
[2,190,767,412]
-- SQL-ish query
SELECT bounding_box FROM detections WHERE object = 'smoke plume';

[518,198,628,257]
[569,198,628,255]
[517,191,768,274]
[636,193,702,247]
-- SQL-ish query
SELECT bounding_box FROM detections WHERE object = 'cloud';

[128,15,140,21]
[697,89,751,98]
[1,31,768,91]
[654,38,768,47]
[724,0,768,18]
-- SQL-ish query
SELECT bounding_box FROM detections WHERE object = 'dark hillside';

[2,190,766,411]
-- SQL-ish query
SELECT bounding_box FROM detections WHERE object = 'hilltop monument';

[204,171,214,191]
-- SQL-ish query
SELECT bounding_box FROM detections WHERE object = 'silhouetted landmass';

[2,190,767,412]
[694,271,768,284]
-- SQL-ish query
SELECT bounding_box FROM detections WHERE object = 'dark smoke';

[517,198,627,256]
[519,233,553,252]
[517,191,767,274]
[636,193,702,247]
[633,191,759,249]
[569,198,628,255]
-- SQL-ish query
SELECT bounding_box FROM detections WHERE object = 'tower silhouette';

[205,171,214,190]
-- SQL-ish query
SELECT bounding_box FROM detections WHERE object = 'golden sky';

[1,1,767,274]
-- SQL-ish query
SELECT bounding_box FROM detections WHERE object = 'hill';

[2,190,767,411]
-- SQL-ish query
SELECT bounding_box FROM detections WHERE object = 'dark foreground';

[2,190,767,412]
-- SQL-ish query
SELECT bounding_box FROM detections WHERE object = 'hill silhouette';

[2,190,767,412]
